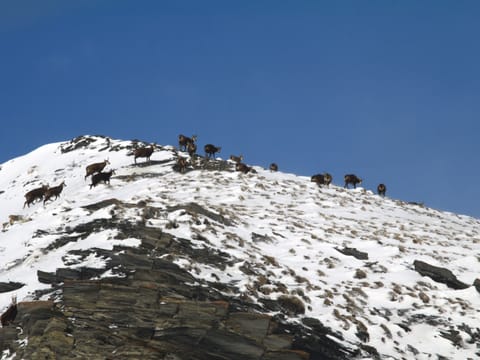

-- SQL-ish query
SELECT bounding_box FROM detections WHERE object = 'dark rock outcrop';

[0,206,359,359]
[0,282,24,293]
[474,278,480,294]
[413,260,469,290]
[335,247,368,260]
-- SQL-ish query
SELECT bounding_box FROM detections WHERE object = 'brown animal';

[134,144,155,164]
[204,144,221,159]
[311,173,333,187]
[23,185,49,208]
[236,162,252,174]
[187,141,197,157]
[229,155,243,163]
[377,183,387,197]
[178,134,197,152]
[90,170,115,189]
[1,295,17,327]
[43,181,66,205]
[269,163,278,172]
[175,157,189,173]
[344,174,362,189]
[85,159,110,180]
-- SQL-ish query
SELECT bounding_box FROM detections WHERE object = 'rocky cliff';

[1,135,479,359]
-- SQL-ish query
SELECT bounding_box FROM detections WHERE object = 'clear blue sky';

[1,1,479,218]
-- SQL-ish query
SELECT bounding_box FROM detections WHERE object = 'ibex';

[43,181,66,205]
[178,134,197,152]
[344,174,362,189]
[90,170,115,189]
[204,144,221,159]
[85,159,109,180]
[311,173,333,187]
[134,145,155,164]
[377,183,387,197]
[24,185,49,208]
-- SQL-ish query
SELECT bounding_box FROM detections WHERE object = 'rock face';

[474,278,480,294]
[413,260,469,290]
[0,210,355,360]
[3,136,479,359]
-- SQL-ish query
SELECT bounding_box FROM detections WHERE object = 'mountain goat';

[204,144,221,159]
[178,134,197,152]
[90,170,115,189]
[134,145,155,164]
[344,174,362,189]
[24,185,49,208]
[43,181,66,205]
[85,159,110,180]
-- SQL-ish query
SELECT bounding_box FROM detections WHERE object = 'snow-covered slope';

[1,136,479,359]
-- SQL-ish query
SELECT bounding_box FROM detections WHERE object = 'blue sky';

[1,1,479,218]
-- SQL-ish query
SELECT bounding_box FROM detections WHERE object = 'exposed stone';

[0,281,24,293]
[167,202,233,226]
[226,312,271,340]
[0,203,361,359]
[335,246,368,260]
[474,278,480,293]
[413,260,469,290]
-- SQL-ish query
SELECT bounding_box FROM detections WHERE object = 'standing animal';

[175,157,188,173]
[134,144,155,164]
[344,174,362,189]
[311,173,333,187]
[229,155,243,163]
[23,185,49,208]
[204,144,221,159]
[43,181,66,205]
[178,134,197,152]
[85,159,110,180]
[187,141,197,157]
[269,163,278,172]
[377,183,387,197]
[90,170,115,189]
[1,295,17,327]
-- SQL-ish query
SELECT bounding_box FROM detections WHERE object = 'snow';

[1,135,479,358]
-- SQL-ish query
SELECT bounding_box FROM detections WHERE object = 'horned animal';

[175,157,188,173]
[204,144,221,159]
[269,163,278,172]
[90,170,115,189]
[43,181,66,205]
[377,183,387,197]
[178,134,197,152]
[1,295,17,327]
[187,141,197,157]
[23,185,49,208]
[311,173,333,187]
[85,159,110,180]
[236,162,252,174]
[134,145,155,164]
[229,155,243,163]
[344,174,362,189]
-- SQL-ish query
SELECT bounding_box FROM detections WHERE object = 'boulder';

[413,260,469,290]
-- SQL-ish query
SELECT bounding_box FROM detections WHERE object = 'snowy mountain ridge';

[0,135,479,359]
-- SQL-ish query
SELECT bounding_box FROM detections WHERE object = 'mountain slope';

[1,135,479,359]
